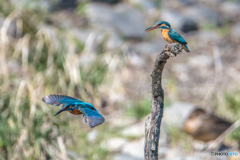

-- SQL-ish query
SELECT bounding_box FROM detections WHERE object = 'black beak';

[54,108,66,116]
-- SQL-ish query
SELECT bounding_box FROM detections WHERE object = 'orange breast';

[69,109,83,115]
[161,29,175,43]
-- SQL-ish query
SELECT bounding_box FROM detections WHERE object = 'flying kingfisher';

[42,95,105,128]
[145,21,190,52]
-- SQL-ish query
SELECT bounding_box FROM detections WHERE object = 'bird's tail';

[86,116,105,128]
[183,44,190,52]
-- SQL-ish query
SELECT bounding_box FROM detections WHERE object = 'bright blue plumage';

[145,21,190,52]
[168,29,190,52]
[168,29,187,44]
[42,95,105,128]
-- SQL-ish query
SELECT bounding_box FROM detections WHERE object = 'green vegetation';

[222,91,240,142]
[126,98,151,119]
[224,91,240,116]
[167,126,191,150]
[0,2,124,159]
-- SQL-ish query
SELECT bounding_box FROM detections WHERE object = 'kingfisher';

[42,95,105,128]
[145,21,190,52]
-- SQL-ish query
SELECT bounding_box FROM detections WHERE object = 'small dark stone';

[91,0,122,4]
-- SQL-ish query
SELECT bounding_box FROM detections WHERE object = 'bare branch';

[144,43,183,160]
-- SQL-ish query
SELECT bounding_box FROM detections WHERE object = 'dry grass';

[0,5,124,159]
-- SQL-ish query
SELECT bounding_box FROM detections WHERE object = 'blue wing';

[78,105,105,128]
[168,29,187,44]
[42,95,83,106]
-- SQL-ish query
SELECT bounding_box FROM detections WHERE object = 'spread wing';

[168,29,187,44]
[42,95,82,106]
[78,106,105,128]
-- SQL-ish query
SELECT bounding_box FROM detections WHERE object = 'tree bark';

[144,43,183,160]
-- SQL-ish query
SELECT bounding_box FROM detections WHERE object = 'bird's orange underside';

[161,29,189,52]
[161,29,175,43]
[69,109,83,115]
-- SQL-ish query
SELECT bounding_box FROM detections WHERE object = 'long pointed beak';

[54,108,66,116]
[145,25,158,32]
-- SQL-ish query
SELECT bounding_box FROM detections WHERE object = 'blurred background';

[0,0,240,159]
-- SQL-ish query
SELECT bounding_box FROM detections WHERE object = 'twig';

[144,43,183,160]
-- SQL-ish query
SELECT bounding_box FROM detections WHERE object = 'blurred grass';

[0,2,124,159]
[125,98,151,119]
[224,91,240,116]
[223,91,240,142]
[167,126,191,150]
[77,1,88,16]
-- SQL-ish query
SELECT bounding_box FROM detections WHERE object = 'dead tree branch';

[144,43,183,160]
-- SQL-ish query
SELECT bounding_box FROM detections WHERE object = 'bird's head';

[54,105,76,116]
[145,21,171,32]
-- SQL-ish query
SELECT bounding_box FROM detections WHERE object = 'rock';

[55,0,78,10]
[11,0,78,11]
[129,0,156,10]
[121,138,144,160]
[109,115,137,128]
[188,55,213,68]
[87,130,98,142]
[91,0,122,4]
[86,3,145,39]
[67,150,84,160]
[183,5,221,27]
[172,63,190,83]
[133,41,165,55]
[113,154,140,160]
[185,156,201,160]
[161,9,198,33]
[106,32,123,50]
[175,0,196,6]
[10,0,51,11]
[198,31,221,44]
[163,102,196,129]
[232,23,240,40]
[165,148,186,160]
[70,29,93,44]
[158,146,169,158]
[121,120,145,137]
[159,123,168,145]
[128,53,145,66]
[101,137,127,151]
[220,2,240,20]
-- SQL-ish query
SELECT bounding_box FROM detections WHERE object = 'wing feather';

[42,95,82,106]
[78,106,105,128]
[168,29,187,44]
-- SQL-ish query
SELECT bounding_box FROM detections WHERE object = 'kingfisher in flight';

[42,95,105,128]
[145,21,190,52]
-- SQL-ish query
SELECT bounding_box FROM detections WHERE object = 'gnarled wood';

[144,43,183,160]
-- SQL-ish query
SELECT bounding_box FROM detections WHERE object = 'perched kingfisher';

[42,95,105,128]
[145,21,190,52]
